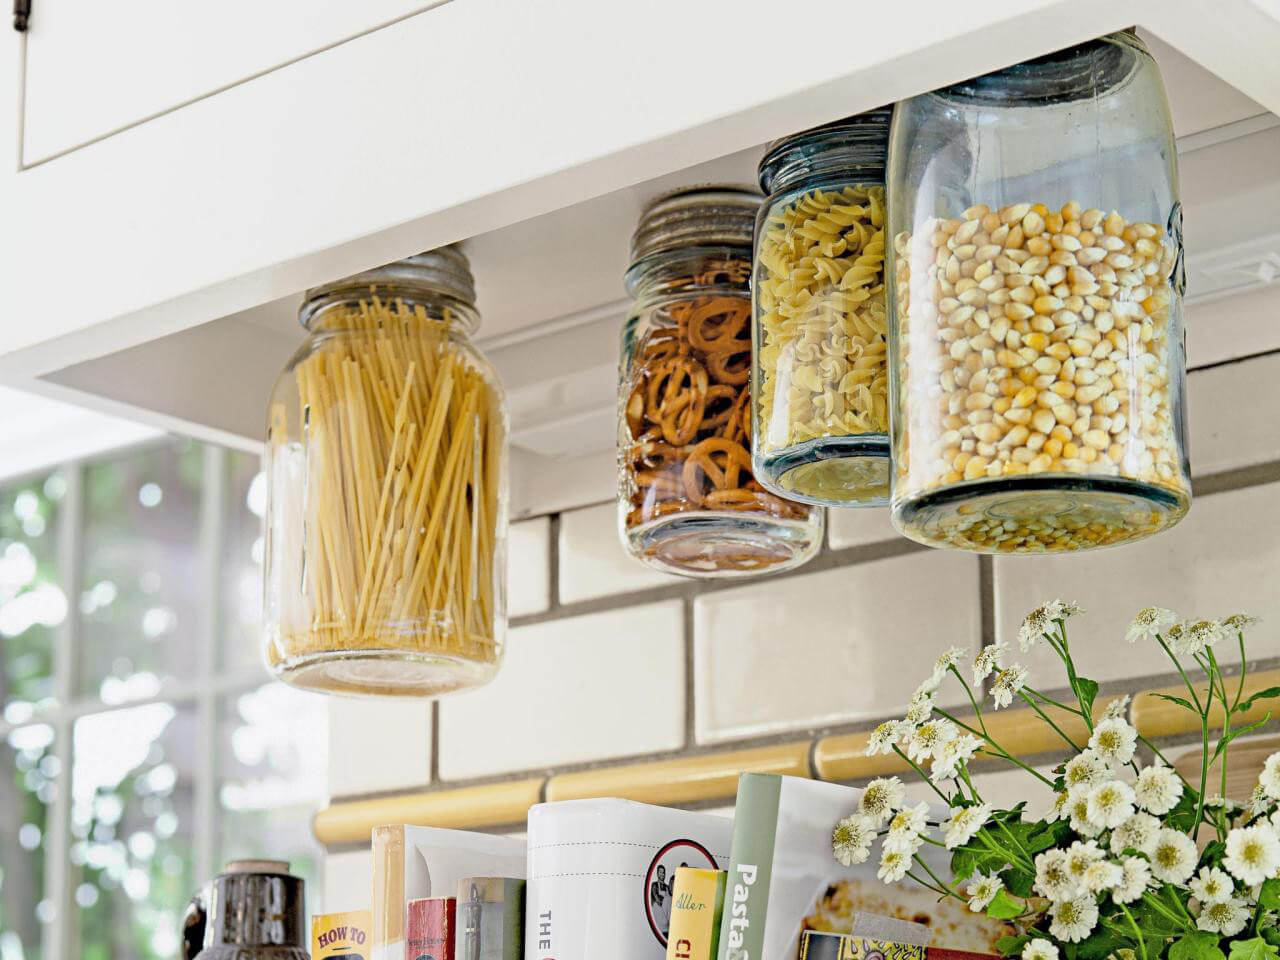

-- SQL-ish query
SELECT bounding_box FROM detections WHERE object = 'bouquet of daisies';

[831,603,1280,960]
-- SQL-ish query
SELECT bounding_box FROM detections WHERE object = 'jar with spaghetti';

[752,109,893,506]
[619,187,822,577]
[263,247,508,696]
[887,31,1190,553]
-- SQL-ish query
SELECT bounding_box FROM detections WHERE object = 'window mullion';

[194,445,227,882]
[45,461,83,960]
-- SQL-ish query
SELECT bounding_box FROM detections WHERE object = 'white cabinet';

[20,0,443,163]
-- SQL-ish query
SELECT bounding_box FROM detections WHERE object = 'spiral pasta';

[755,184,890,453]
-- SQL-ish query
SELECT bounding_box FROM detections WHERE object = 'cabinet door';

[20,0,442,164]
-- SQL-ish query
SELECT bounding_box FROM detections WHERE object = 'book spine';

[406,897,456,960]
[666,868,727,960]
[455,878,524,960]
[716,774,782,960]
[372,825,406,960]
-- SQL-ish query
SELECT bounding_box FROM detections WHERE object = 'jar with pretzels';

[752,109,893,506]
[619,187,823,577]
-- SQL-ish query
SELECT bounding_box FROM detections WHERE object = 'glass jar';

[887,31,1190,553]
[263,247,508,696]
[619,187,823,577]
[752,109,893,506]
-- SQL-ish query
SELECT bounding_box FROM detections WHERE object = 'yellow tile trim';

[814,697,1119,782]
[1133,668,1280,740]
[312,778,544,846]
[545,741,811,806]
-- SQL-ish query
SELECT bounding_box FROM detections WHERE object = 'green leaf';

[1165,789,1203,834]
[1076,676,1099,717]
[1259,878,1280,911]
[1170,932,1227,960]
[1239,687,1280,713]
[997,935,1032,957]
[1212,715,1272,763]
[985,889,1024,920]
[951,848,979,884]
[1075,931,1123,960]
[1228,938,1279,960]
[1001,864,1035,898]
[1152,692,1197,712]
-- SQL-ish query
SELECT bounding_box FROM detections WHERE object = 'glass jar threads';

[887,31,1191,553]
[752,109,893,506]
[619,187,823,577]
[264,247,508,696]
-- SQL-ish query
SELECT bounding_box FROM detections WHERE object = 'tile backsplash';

[327,352,1280,845]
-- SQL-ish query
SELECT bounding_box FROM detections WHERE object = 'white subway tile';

[509,516,551,617]
[827,507,899,550]
[694,552,981,744]
[1189,353,1280,476]
[558,502,684,603]
[328,698,431,799]
[322,849,372,912]
[438,601,685,779]
[994,482,1280,684]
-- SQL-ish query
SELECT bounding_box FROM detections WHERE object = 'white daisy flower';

[1064,750,1110,795]
[991,665,1029,709]
[1064,840,1105,885]
[1186,619,1226,653]
[1022,940,1059,960]
[1248,783,1271,816]
[1109,812,1160,856]
[1189,866,1235,905]
[887,802,929,846]
[1087,781,1136,830]
[904,690,936,727]
[832,813,876,866]
[932,734,983,780]
[1197,898,1250,937]
[1260,753,1280,801]
[1018,605,1052,652]
[1112,857,1152,904]
[860,777,905,825]
[1081,859,1122,894]
[865,719,910,757]
[1165,621,1204,657]
[966,873,1003,913]
[944,803,991,850]
[1103,694,1131,721]
[972,642,1008,686]
[1223,613,1259,634]
[1044,599,1084,622]
[1134,761,1183,815]
[1046,791,1070,823]
[908,719,957,763]
[1049,896,1099,943]
[878,846,910,883]
[1126,607,1179,645]
[914,673,944,697]
[930,645,969,687]
[1068,791,1104,838]
[1224,825,1280,886]
[1034,849,1077,902]
[1088,718,1138,768]
[1150,828,1198,884]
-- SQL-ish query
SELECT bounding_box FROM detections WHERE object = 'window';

[0,438,326,960]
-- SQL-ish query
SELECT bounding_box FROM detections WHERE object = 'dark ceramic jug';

[182,860,309,960]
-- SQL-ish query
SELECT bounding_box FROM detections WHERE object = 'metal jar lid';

[628,185,762,266]
[300,245,477,327]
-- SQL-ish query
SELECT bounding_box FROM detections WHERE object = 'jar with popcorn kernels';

[886,31,1191,553]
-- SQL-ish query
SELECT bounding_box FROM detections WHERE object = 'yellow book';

[665,868,726,960]
[313,910,372,960]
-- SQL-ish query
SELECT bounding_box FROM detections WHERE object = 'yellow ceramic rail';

[312,669,1280,847]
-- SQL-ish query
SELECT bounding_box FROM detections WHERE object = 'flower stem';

[892,745,950,804]
[1018,689,1083,752]
[935,708,1056,787]
[1117,902,1148,960]
[912,855,966,903]
[1155,633,1204,713]
[949,664,990,737]
[906,869,965,904]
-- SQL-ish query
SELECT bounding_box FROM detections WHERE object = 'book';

[371,825,525,960]
[716,774,1006,960]
[455,877,524,960]
[666,868,726,960]
[799,932,998,960]
[313,910,373,960]
[526,798,733,960]
[406,897,456,960]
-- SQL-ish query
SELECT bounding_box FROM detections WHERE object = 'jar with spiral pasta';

[751,109,893,506]
[887,30,1190,553]
[263,247,508,696]
[619,187,823,577]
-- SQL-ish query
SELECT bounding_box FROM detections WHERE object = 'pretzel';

[706,350,750,386]
[687,298,751,354]
[682,437,752,505]
[646,357,708,445]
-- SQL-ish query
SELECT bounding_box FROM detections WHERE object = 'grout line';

[978,555,996,648]
[1189,346,1280,373]
[1191,461,1280,498]
[546,513,562,609]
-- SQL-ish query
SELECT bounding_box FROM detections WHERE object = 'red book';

[406,897,456,960]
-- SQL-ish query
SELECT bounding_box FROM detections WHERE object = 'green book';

[455,877,524,960]
[666,868,726,960]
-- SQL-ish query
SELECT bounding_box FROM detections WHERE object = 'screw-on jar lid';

[300,245,476,327]
[628,185,762,266]
[757,107,892,194]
